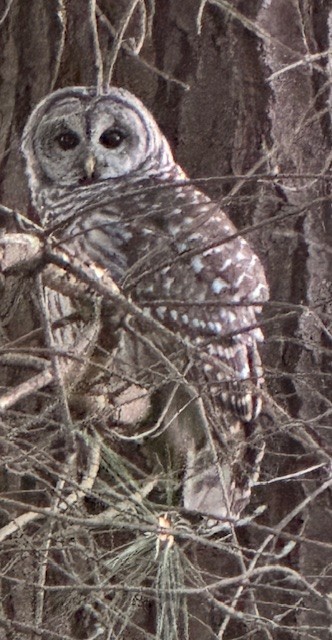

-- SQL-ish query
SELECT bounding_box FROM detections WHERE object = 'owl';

[21,86,269,522]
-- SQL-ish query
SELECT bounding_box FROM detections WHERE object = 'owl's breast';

[58,210,133,283]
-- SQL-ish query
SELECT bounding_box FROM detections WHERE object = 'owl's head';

[22,86,174,192]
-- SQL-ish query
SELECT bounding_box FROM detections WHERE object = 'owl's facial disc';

[33,98,149,187]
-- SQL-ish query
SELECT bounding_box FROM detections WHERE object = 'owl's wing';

[182,207,269,421]
[128,188,269,422]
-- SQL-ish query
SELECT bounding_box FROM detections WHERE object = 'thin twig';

[196,0,207,35]
[49,0,67,91]
[35,274,73,429]
[268,48,332,81]
[255,462,325,485]
[96,3,189,90]
[0,205,43,232]
[0,434,101,543]
[89,0,104,92]
[0,0,14,25]
[209,0,331,79]
[33,476,66,636]
[112,363,194,441]
[0,353,48,370]
[0,368,54,411]
[104,0,145,88]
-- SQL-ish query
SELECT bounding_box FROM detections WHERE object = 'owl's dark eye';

[55,131,80,150]
[99,128,126,149]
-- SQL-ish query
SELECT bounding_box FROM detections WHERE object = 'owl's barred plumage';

[22,86,269,521]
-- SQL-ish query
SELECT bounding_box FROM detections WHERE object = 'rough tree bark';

[0,1,331,639]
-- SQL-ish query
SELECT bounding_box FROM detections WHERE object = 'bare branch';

[103,0,147,88]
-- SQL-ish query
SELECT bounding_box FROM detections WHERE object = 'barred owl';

[22,86,269,522]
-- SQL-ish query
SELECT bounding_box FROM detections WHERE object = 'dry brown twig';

[104,0,147,88]
[96,3,189,90]
[0,232,330,469]
[0,431,101,543]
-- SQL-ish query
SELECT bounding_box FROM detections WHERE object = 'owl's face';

[22,87,173,190]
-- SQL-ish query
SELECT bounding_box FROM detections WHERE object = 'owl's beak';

[84,154,96,180]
